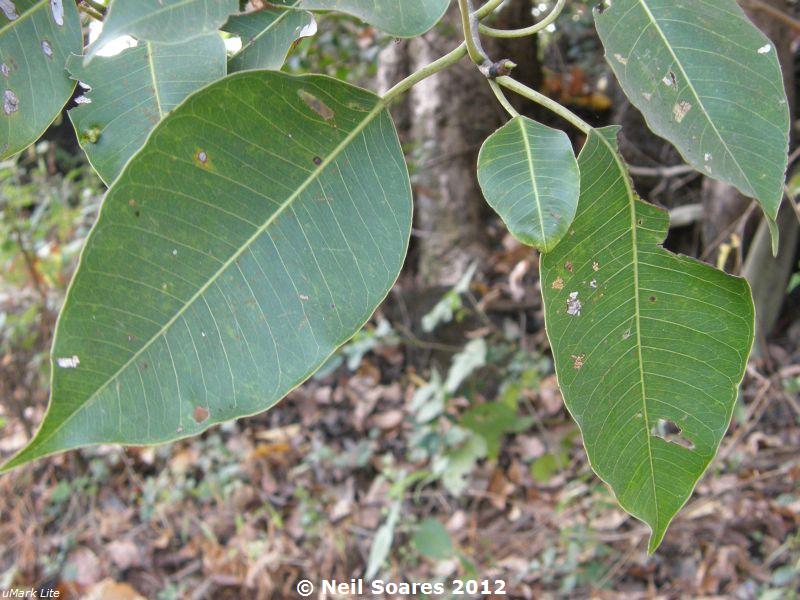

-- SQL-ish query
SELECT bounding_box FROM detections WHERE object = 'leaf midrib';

[518,118,547,249]
[32,94,388,453]
[633,0,756,198]
[145,42,164,117]
[597,130,659,526]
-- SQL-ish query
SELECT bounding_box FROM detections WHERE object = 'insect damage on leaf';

[298,89,334,121]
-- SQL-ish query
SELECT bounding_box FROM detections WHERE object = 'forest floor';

[1,173,799,598]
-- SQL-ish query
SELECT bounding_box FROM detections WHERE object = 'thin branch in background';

[741,0,800,32]
[479,0,567,38]
[78,2,104,21]
[81,0,107,15]
[627,164,696,178]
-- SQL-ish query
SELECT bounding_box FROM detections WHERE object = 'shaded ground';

[1,212,798,598]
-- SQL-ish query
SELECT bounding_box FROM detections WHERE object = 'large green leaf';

[67,34,227,184]
[595,0,789,227]
[477,116,580,252]
[86,0,238,62]
[297,0,449,37]
[1,70,411,471]
[541,127,754,553]
[224,3,316,72]
[0,0,81,158]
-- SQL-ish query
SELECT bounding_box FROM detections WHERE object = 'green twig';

[473,0,506,20]
[81,0,107,15]
[480,0,566,38]
[78,3,104,20]
[458,0,489,65]
[382,43,468,103]
[488,80,520,118]
[496,76,592,134]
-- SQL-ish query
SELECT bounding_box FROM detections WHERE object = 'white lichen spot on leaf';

[566,291,582,316]
[57,355,80,369]
[672,100,692,123]
[614,53,627,65]
[41,39,53,59]
[0,0,17,20]
[50,0,63,26]
[3,89,18,115]
[757,44,771,54]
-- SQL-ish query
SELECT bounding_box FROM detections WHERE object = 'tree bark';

[378,1,541,288]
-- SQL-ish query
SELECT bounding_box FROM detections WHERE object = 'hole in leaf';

[650,418,694,450]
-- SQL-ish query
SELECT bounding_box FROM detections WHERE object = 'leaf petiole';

[479,0,567,38]
[495,76,592,135]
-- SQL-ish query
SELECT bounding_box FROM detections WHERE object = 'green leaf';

[445,338,486,394]
[67,34,227,184]
[297,0,449,37]
[224,3,316,72]
[0,0,82,158]
[366,501,400,580]
[87,0,238,61]
[1,70,412,471]
[540,127,754,553]
[477,116,580,253]
[595,0,789,227]
[530,451,568,483]
[413,518,454,561]
[460,401,533,460]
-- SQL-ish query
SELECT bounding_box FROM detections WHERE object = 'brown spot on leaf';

[193,406,210,423]
[592,261,600,271]
[564,261,573,272]
[313,156,323,166]
[551,276,564,290]
[570,353,586,370]
[298,89,334,120]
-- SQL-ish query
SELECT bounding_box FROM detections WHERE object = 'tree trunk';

[378,1,541,288]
